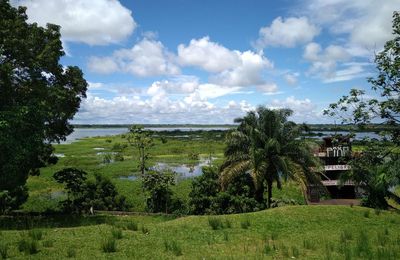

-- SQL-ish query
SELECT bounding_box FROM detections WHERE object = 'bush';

[101,237,116,253]
[54,170,130,213]
[142,171,176,213]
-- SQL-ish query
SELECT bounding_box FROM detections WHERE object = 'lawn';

[0,206,399,259]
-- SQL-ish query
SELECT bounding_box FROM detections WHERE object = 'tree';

[142,170,175,213]
[220,107,320,208]
[324,12,400,208]
[54,168,129,213]
[0,1,87,211]
[324,11,400,144]
[127,125,154,177]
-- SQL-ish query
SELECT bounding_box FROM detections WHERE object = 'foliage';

[325,12,400,208]
[53,168,129,213]
[127,125,154,177]
[0,186,28,214]
[220,107,320,208]
[342,145,400,209]
[189,167,261,214]
[0,0,87,211]
[142,170,176,213]
[324,11,400,144]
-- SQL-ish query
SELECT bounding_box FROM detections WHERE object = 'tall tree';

[0,1,87,212]
[220,107,320,208]
[127,125,154,177]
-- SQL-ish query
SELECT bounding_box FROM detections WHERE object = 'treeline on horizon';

[72,123,397,132]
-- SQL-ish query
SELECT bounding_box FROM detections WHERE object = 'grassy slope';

[1,206,399,259]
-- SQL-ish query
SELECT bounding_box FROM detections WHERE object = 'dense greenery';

[54,168,129,213]
[189,167,260,214]
[220,108,320,208]
[0,0,87,212]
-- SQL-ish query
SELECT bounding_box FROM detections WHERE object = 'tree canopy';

[0,0,87,211]
[220,107,320,208]
[324,11,400,144]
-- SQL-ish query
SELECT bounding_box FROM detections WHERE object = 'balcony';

[324,165,351,171]
[321,180,355,186]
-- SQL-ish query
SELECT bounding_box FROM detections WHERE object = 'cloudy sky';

[12,0,400,124]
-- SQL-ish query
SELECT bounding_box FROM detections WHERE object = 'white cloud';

[284,73,299,85]
[211,50,274,88]
[255,16,319,48]
[177,37,241,73]
[256,83,278,94]
[304,0,398,54]
[270,96,319,122]
[88,38,180,77]
[303,42,355,80]
[12,0,136,45]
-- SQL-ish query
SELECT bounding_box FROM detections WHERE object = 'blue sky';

[12,0,400,124]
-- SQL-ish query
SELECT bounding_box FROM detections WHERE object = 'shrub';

[126,221,138,231]
[240,219,251,229]
[111,228,123,239]
[208,217,223,230]
[18,238,38,255]
[101,237,116,253]
[164,240,183,256]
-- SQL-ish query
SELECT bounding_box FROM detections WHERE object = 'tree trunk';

[267,181,272,208]
[255,184,264,204]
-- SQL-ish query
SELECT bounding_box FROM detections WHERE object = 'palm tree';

[220,107,320,208]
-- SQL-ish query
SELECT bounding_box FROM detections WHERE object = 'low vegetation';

[0,206,399,259]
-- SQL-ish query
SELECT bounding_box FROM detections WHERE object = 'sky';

[11,0,400,124]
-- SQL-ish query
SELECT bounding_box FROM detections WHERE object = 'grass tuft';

[164,240,183,256]
[340,229,353,242]
[208,217,223,230]
[18,238,39,255]
[363,210,370,218]
[67,248,76,258]
[0,242,8,260]
[111,228,123,239]
[240,219,251,229]
[42,240,54,248]
[141,226,149,234]
[101,237,117,253]
[126,221,138,231]
[28,229,43,241]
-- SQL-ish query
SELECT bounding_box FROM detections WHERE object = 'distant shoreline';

[72,123,395,132]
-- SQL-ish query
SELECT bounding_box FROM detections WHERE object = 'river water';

[60,127,384,144]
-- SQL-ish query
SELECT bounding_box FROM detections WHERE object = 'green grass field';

[1,206,399,259]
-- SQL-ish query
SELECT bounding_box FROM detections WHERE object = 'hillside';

[1,206,399,259]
